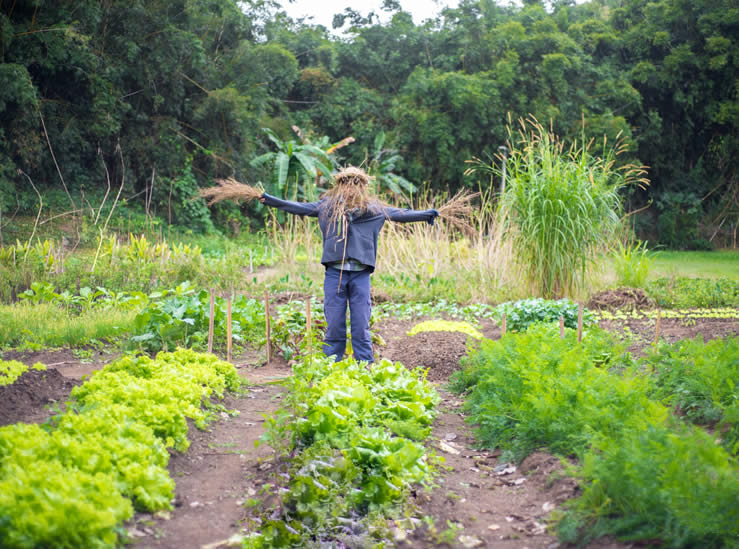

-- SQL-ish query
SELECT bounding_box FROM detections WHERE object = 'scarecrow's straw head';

[333,167,373,187]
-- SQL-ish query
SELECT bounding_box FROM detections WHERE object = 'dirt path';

[126,358,292,549]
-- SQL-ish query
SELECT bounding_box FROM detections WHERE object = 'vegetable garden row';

[0,293,737,548]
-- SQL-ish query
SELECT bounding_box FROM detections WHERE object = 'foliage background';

[0,0,736,248]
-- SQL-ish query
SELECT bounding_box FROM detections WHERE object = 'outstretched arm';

[260,193,320,217]
[384,206,439,225]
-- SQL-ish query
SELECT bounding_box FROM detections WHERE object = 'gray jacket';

[261,193,437,271]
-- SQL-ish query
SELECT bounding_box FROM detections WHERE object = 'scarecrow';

[200,167,474,363]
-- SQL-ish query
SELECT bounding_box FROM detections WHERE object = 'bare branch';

[17,170,43,261]
[94,146,112,225]
[38,105,76,211]
[102,141,126,233]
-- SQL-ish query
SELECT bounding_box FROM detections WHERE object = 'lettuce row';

[0,359,45,385]
[245,356,440,547]
[0,349,240,549]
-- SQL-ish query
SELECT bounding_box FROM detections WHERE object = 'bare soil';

[0,310,735,549]
[0,368,80,426]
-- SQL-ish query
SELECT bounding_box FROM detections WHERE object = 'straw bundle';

[198,178,263,206]
[437,190,480,236]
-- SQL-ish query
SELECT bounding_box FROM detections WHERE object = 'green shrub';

[612,240,654,287]
[499,119,640,297]
[646,277,739,308]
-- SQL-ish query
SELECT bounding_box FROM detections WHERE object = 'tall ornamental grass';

[500,117,648,298]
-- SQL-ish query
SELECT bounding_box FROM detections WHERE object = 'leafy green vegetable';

[644,335,738,454]
[245,354,439,547]
[131,288,265,352]
[407,319,484,339]
[0,360,28,385]
[494,298,595,333]
[0,350,240,548]
[646,277,739,308]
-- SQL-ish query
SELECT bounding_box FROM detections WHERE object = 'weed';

[612,240,654,287]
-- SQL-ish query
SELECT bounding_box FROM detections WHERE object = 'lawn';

[649,250,739,280]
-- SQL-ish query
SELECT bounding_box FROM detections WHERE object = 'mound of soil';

[0,369,80,426]
[588,287,653,310]
[377,319,470,382]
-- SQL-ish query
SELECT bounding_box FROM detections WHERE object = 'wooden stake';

[264,290,271,364]
[501,313,507,336]
[577,303,583,343]
[226,291,233,362]
[559,316,565,339]
[306,299,312,354]
[655,309,661,345]
[306,299,312,334]
[207,289,215,354]
[249,249,253,273]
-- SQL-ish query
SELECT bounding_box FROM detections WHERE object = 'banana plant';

[366,131,416,196]
[250,127,337,200]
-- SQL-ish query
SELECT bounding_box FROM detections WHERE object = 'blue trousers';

[323,267,374,363]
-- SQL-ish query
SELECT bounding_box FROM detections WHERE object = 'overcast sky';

[280,0,462,29]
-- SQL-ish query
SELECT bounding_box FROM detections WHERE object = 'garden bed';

[0,309,735,548]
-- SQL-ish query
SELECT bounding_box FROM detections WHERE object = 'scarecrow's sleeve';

[261,193,320,217]
[385,207,439,225]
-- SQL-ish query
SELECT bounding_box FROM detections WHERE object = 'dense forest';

[0,0,736,248]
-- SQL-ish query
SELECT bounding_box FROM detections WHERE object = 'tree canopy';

[0,0,736,247]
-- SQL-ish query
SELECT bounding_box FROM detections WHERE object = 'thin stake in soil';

[265,290,271,364]
[306,299,312,355]
[577,303,583,343]
[208,289,215,354]
[501,313,507,336]
[559,316,565,339]
[655,309,661,345]
[226,291,233,363]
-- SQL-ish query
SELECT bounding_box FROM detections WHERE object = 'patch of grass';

[646,277,739,308]
[0,303,136,349]
[649,250,739,280]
